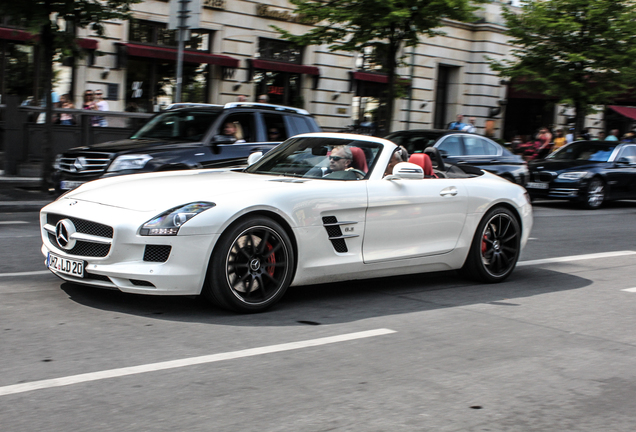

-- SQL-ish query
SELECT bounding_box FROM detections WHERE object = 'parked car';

[52,102,321,193]
[384,129,529,185]
[41,133,533,313]
[526,140,636,209]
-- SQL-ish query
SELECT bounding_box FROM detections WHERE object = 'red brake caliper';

[265,243,276,277]
[481,234,488,255]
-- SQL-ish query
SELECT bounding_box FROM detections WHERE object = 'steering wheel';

[347,168,366,179]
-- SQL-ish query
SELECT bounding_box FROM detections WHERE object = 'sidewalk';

[0,171,55,212]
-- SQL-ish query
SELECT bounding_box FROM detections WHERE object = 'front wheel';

[204,217,295,313]
[460,207,521,283]
[582,177,605,209]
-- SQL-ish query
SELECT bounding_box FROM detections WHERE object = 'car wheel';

[204,216,295,313]
[460,207,521,283]
[582,177,605,209]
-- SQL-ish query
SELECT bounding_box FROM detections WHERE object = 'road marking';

[0,328,396,397]
[621,288,636,293]
[0,270,50,278]
[0,221,28,225]
[518,250,636,267]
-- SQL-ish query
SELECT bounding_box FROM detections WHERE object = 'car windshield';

[245,137,383,180]
[130,110,219,141]
[548,141,617,162]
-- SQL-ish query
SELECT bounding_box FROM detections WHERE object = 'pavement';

[0,172,55,212]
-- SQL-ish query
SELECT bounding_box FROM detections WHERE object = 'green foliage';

[490,0,636,126]
[274,0,485,132]
[0,0,141,56]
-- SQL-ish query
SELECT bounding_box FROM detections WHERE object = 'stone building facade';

[2,0,628,140]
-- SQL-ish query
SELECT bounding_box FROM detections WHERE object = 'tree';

[274,0,485,134]
[490,0,636,137]
[0,0,140,190]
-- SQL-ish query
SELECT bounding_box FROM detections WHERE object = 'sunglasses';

[329,155,349,161]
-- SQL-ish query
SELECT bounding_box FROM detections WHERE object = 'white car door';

[362,177,468,263]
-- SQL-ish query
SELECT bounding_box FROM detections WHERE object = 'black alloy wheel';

[583,177,605,209]
[204,216,294,312]
[460,206,521,283]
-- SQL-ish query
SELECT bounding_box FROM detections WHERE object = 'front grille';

[143,245,172,262]
[322,216,349,253]
[58,153,112,175]
[47,233,111,257]
[46,214,113,258]
[47,214,113,238]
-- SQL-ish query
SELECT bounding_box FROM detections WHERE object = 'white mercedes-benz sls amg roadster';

[41,133,533,312]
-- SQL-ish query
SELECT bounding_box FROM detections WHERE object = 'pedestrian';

[237,94,247,102]
[551,128,566,153]
[565,127,575,144]
[93,90,109,127]
[596,131,606,141]
[448,114,466,131]
[258,94,269,103]
[606,129,619,141]
[59,94,75,125]
[82,89,95,110]
[462,117,477,133]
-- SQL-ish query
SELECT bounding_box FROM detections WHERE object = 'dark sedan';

[526,140,636,209]
[385,130,528,185]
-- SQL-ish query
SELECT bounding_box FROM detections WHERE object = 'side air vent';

[321,216,359,254]
[143,245,172,262]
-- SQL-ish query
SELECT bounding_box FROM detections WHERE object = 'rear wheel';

[582,177,605,209]
[204,217,295,313]
[460,207,521,283]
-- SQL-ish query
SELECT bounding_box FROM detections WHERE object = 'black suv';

[52,102,321,192]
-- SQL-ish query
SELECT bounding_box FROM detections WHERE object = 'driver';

[328,145,353,173]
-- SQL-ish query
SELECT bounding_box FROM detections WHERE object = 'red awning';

[0,27,36,42]
[608,105,636,120]
[351,71,389,84]
[77,38,98,50]
[120,43,239,68]
[250,59,319,76]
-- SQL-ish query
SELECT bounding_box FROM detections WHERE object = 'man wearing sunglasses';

[328,146,353,173]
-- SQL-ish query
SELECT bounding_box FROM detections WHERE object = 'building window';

[257,38,302,64]
[253,38,303,107]
[129,20,211,52]
[124,20,212,112]
[434,65,460,130]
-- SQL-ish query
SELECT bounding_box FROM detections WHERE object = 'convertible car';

[41,133,533,312]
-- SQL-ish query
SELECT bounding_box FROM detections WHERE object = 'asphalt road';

[1,201,635,431]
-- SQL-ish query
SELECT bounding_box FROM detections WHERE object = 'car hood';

[63,169,295,212]
[66,138,199,154]
[528,159,603,172]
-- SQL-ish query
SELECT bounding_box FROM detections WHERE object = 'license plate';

[47,253,84,278]
[60,180,84,191]
[526,181,549,190]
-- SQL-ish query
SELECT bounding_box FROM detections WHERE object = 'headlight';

[557,171,587,180]
[140,202,216,236]
[107,154,153,172]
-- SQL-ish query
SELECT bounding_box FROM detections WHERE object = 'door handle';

[440,186,458,197]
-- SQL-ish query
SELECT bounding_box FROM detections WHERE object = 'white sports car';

[41,133,533,312]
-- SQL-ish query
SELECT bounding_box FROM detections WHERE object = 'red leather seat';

[409,153,435,177]
[350,147,368,172]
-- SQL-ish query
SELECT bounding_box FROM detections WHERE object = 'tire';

[460,206,521,283]
[203,216,295,313]
[582,177,605,210]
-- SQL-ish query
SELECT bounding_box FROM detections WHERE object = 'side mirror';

[247,151,263,166]
[385,162,424,180]
[212,134,237,145]
[616,156,631,165]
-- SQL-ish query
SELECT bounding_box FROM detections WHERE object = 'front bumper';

[41,200,220,295]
